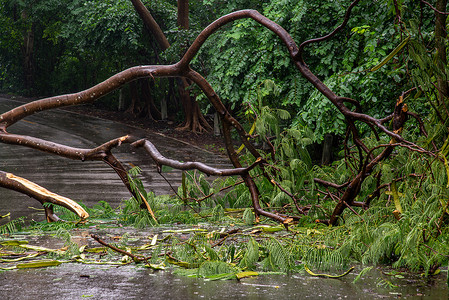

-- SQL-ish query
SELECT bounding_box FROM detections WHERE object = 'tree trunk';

[126,80,140,115]
[130,0,210,132]
[175,78,212,133]
[435,0,448,105]
[177,0,189,29]
[20,11,34,94]
[140,78,161,120]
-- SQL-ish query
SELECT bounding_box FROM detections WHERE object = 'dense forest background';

[1,0,432,139]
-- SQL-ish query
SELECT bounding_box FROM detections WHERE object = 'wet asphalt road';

[1,227,448,300]
[0,97,229,222]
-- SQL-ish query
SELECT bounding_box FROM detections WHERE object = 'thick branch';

[0,65,178,129]
[0,132,156,218]
[0,170,89,220]
[131,139,262,176]
[130,0,171,50]
[0,133,130,160]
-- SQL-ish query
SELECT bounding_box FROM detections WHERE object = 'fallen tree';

[0,1,437,225]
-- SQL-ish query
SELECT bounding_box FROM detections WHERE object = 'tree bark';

[177,0,189,29]
[130,0,170,51]
[435,0,448,105]
[20,11,34,94]
[130,0,210,132]
[0,170,89,221]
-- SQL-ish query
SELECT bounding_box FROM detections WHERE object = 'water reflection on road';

[1,226,447,300]
[0,98,229,222]
[5,264,445,300]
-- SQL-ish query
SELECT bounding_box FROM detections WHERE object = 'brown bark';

[0,170,89,221]
[435,0,448,104]
[177,0,189,29]
[130,0,170,51]
[130,0,210,133]
[20,11,34,93]
[176,78,212,133]
[132,139,262,176]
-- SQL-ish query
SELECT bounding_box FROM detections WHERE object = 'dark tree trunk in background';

[177,0,189,29]
[140,78,161,120]
[20,11,34,94]
[435,0,448,106]
[130,0,211,132]
[126,80,139,115]
[175,0,212,132]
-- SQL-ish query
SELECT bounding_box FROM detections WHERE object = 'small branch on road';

[91,234,148,264]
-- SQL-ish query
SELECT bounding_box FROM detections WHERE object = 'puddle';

[1,226,448,299]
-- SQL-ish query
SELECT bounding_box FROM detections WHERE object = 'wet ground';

[1,97,448,299]
[2,264,446,300]
[1,226,448,300]
[0,97,229,223]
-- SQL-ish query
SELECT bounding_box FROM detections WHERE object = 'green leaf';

[145,263,166,270]
[17,260,62,269]
[353,266,373,284]
[390,181,403,214]
[304,265,355,278]
[235,271,259,280]
[239,237,259,270]
[370,36,410,72]
[1,240,28,246]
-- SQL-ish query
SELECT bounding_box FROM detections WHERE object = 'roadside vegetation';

[1,0,449,286]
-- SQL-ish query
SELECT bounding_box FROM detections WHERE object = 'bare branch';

[0,65,176,129]
[0,170,89,221]
[91,234,148,263]
[297,0,362,57]
[132,139,262,176]
[419,0,449,15]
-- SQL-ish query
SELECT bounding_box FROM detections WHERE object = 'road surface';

[0,97,228,222]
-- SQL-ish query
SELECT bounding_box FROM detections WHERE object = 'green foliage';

[0,217,24,235]
[52,227,81,259]
[353,266,374,284]
[261,237,292,272]
[243,208,254,225]
[3,0,449,279]
[239,236,259,270]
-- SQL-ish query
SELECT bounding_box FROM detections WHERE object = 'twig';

[422,243,449,257]
[210,229,240,248]
[419,0,449,15]
[91,234,148,264]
